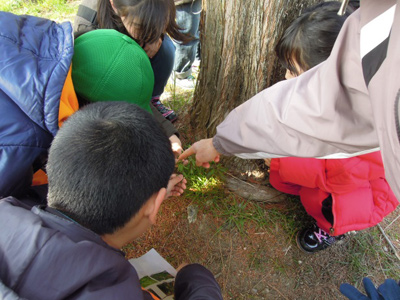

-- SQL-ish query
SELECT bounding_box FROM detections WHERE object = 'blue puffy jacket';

[0,12,74,197]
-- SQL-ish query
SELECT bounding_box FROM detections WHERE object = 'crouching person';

[0,102,222,300]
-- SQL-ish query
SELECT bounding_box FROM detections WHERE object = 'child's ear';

[147,188,167,225]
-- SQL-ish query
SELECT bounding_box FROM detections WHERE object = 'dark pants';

[173,0,202,79]
[174,264,223,300]
[151,35,175,97]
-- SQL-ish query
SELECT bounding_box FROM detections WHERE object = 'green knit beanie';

[72,29,154,113]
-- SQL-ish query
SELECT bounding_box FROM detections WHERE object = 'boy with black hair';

[0,102,222,299]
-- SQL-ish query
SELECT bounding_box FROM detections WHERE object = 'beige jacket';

[213,0,400,200]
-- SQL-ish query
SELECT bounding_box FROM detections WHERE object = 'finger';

[172,188,184,196]
[171,186,183,192]
[214,155,220,163]
[179,147,196,160]
[177,177,187,184]
[177,185,185,192]
[171,143,183,155]
[171,174,184,184]
[201,162,211,168]
[173,183,186,192]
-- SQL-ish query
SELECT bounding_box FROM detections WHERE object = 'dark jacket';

[0,12,74,198]
[0,197,148,299]
[0,197,223,299]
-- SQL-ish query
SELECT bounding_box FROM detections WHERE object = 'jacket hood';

[0,12,74,136]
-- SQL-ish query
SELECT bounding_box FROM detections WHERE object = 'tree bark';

[189,0,320,196]
[190,0,320,138]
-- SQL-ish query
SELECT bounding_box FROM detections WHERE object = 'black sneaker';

[151,97,178,123]
[296,224,345,254]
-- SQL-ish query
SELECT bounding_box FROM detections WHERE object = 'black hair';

[47,102,175,235]
[97,0,192,46]
[275,1,353,76]
[348,0,360,10]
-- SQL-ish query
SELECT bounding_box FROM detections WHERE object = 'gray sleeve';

[213,9,379,160]
[73,0,98,34]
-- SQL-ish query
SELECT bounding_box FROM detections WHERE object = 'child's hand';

[144,38,162,59]
[170,134,183,156]
[166,174,187,198]
[170,135,188,165]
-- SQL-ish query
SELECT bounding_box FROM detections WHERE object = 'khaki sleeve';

[213,9,379,159]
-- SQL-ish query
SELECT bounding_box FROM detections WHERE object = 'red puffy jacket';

[269,152,398,236]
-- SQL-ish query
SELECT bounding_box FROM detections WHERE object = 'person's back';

[0,102,222,299]
[267,1,398,253]
[0,196,144,299]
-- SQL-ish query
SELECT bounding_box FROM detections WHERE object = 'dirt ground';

[126,186,400,299]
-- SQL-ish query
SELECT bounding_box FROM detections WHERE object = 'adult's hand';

[178,138,220,168]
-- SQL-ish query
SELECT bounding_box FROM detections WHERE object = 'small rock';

[187,205,198,224]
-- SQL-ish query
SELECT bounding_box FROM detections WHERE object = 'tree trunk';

[191,0,320,138]
[189,0,320,194]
